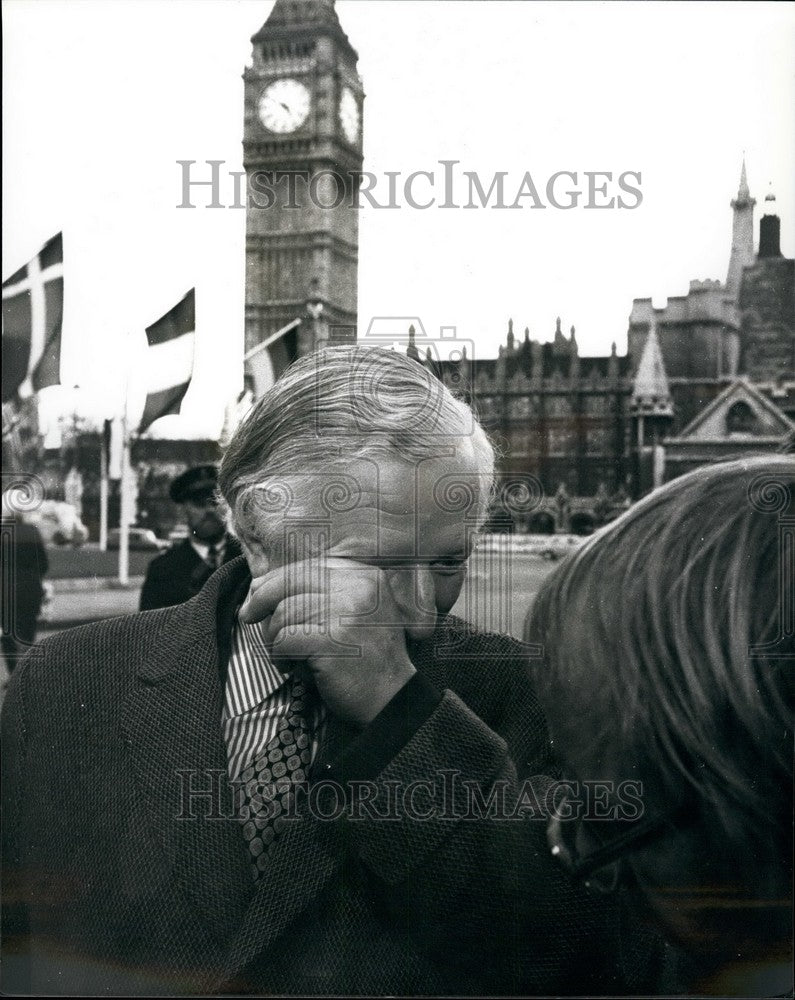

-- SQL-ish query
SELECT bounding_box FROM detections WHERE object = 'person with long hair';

[525,456,794,996]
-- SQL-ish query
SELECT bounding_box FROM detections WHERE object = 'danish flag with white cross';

[1,233,64,403]
[138,288,196,434]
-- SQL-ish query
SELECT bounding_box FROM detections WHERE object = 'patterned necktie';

[235,674,314,880]
[206,542,222,570]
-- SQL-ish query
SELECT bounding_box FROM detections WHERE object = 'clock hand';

[262,96,291,114]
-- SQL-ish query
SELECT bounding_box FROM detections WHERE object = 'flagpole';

[118,332,135,586]
[118,412,131,585]
[242,317,301,362]
[99,423,109,551]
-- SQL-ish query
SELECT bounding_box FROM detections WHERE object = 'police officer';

[139,465,242,611]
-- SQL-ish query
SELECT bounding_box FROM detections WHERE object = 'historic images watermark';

[232,324,549,658]
[1,472,46,663]
[175,769,646,824]
[176,160,643,211]
[231,472,545,659]
[747,472,794,658]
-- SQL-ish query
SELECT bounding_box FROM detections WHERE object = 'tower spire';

[630,319,673,418]
[553,316,566,351]
[726,156,756,297]
[253,0,355,56]
[406,323,419,361]
[737,154,750,202]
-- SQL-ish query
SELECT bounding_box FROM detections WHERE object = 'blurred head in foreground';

[525,457,794,994]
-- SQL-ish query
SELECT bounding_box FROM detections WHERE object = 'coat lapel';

[124,562,459,984]
[409,618,453,690]
[220,630,455,983]
[218,790,343,986]
[122,562,254,951]
[218,707,353,984]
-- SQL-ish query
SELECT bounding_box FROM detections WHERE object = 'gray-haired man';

[2,347,663,996]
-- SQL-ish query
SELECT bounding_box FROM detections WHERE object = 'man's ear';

[229,515,271,577]
[239,541,270,578]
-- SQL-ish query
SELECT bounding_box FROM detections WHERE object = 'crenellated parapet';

[425,317,632,497]
[628,286,740,380]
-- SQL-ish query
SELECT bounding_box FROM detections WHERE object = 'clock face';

[339,86,360,144]
[258,79,311,134]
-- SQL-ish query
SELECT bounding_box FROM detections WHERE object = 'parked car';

[474,533,586,561]
[107,528,169,552]
[525,534,585,561]
[26,501,89,548]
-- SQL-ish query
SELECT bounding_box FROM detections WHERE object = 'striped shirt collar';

[224,616,286,718]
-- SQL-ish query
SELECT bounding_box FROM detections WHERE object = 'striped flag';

[244,317,301,400]
[2,233,64,403]
[138,289,195,434]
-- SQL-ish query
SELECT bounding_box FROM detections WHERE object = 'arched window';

[726,400,759,435]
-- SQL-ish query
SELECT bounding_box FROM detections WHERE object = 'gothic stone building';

[239,1,793,534]
[431,162,794,531]
[628,165,794,484]
[416,322,632,534]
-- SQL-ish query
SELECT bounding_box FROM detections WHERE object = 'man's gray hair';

[218,345,495,556]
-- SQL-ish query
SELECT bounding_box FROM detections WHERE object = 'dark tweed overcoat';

[2,558,664,996]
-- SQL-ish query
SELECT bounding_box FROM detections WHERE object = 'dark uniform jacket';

[2,558,665,996]
[139,535,242,611]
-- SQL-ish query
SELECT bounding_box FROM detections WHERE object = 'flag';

[138,289,195,434]
[2,233,64,402]
[244,317,301,400]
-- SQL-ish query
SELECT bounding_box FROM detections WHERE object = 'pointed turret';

[630,321,673,417]
[406,324,420,361]
[252,0,357,58]
[632,320,673,494]
[507,318,515,353]
[726,156,756,297]
[608,340,619,379]
[259,0,336,26]
[553,316,567,354]
[737,157,751,201]
[569,326,580,379]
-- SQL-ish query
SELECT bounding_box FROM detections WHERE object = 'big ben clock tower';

[243,0,363,382]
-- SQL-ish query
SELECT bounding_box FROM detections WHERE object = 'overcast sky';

[3,0,794,438]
